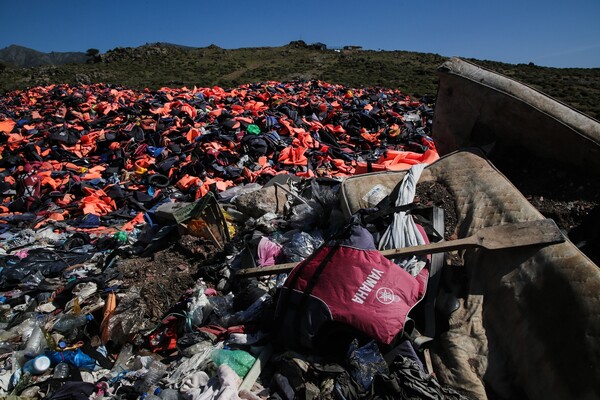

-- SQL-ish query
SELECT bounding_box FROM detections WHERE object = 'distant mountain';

[0,45,88,67]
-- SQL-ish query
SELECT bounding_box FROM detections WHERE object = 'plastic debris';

[211,349,256,379]
[0,78,458,400]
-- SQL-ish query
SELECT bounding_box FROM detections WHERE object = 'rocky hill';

[0,41,598,119]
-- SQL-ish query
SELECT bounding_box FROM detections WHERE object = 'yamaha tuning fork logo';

[376,287,399,305]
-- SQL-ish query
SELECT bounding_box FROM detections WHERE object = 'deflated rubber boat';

[433,57,600,171]
[339,58,600,399]
[341,149,600,399]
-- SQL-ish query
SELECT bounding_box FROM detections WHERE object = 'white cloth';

[167,342,223,388]
[378,163,427,276]
[186,365,242,400]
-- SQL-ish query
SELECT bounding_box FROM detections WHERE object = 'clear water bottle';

[52,314,92,333]
[139,360,167,394]
[53,362,70,379]
[111,343,133,375]
[23,324,46,358]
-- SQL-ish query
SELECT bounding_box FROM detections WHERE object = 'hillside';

[0,42,598,119]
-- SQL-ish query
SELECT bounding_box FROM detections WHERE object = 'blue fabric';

[78,214,100,228]
[143,197,172,227]
[46,348,97,370]
[147,146,165,158]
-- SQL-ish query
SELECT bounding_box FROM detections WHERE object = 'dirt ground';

[414,181,458,241]
[117,235,219,322]
[488,145,600,266]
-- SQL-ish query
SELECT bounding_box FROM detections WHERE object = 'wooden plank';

[236,219,564,278]
[238,344,273,393]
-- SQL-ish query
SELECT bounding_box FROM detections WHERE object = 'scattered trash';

[2,74,586,400]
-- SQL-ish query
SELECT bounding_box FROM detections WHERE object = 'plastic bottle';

[11,350,27,374]
[220,293,270,327]
[23,324,46,358]
[52,314,92,333]
[139,360,167,394]
[53,362,70,379]
[22,355,51,375]
[111,343,133,373]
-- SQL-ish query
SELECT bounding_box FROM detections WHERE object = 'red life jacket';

[275,223,428,349]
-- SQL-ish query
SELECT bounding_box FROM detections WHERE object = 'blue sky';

[1,0,599,68]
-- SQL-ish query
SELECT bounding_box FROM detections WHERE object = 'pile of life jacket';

[0,80,437,232]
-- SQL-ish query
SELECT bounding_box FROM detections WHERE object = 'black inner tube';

[148,173,170,188]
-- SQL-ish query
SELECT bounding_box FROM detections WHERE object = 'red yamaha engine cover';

[276,224,428,349]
